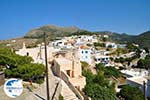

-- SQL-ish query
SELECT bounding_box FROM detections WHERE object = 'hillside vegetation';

[133,31,150,48]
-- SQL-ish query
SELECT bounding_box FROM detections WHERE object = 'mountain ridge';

[0,25,149,49]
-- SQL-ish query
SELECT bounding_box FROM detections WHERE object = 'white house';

[94,50,110,56]
[52,40,66,47]
[16,42,54,64]
[95,55,111,66]
[105,42,117,49]
[103,35,109,38]
[121,69,149,78]
[121,69,150,98]
[117,44,126,49]
[79,45,92,65]
[86,35,98,43]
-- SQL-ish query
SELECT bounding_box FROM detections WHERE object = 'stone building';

[51,52,86,90]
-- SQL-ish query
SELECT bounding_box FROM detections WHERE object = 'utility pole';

[44,32,50,100]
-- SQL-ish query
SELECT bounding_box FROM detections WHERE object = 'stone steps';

[61,80,79,100]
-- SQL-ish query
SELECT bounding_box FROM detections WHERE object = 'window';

[27,52,29,56]
[66,70,71,76]
[85,56,88,59]
[102,58,105,61]
[81,51,84,54]
[95,59,97,61]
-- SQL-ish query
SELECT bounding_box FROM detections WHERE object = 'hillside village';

[0,33,150,100]
[0,0,149,99]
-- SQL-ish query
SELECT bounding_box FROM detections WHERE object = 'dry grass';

[0,38,37,49]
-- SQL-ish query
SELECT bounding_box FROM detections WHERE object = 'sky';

[0,0,150,40]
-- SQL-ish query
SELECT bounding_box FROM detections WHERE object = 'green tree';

[84,83,116,100]
[0,48,33,67]
[127,43,138,51]
[114,57,125,63]
[82,69,95,84]
[82,62,117,100]
[102,37,107,42]
[0,48,45,84]
[93,72,110,87]
[104,67,122,78]
[95,63,105,72]
[120,85,144,100]
[94,42,105,47]
[137,55,150,69]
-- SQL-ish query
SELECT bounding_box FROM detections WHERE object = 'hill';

[132,31,150,48]
[25,25,80,39]
[95,31,150,48]
[95,31,135,43]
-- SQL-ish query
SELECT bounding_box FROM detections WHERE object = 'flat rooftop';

[127,77,147,85]
[121,69,148,77]
[55,58,72,65]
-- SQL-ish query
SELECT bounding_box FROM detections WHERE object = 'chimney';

[23,42,26,49]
